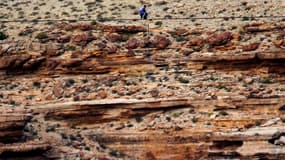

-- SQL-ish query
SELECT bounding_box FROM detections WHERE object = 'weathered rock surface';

[0,108,50,159]
[1,21,285,159]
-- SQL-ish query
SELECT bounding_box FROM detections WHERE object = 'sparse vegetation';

[155,1,168,5]
[0,32,8,40]
[259,77,274,84]
[155,21,163,27]
[33,81,41,88]
[109,150,125,158]
[218,111,229,116]
[65,79,75,87]
[172,112,182,118]
[0,1,285,159]
[192,117,198,123]
[178,77,189,83]
[35,32,48,40]
[255,120,262,126]
[172,34,187,42]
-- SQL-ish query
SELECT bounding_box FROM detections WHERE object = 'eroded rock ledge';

[0,21,285,159]
[0,108,50,159]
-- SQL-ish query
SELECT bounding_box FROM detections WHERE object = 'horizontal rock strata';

[0,21,285,159]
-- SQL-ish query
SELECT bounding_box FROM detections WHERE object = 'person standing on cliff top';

[139,5,148,20]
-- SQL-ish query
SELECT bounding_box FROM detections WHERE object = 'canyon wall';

[0,20,285,159]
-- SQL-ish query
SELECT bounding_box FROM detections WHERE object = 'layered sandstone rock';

[0,20,285,159]
[0,108,50,159]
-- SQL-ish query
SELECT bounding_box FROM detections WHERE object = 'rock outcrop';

[0,108,50,159]
[0,20,285,159]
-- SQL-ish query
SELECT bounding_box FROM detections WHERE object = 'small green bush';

[219,111,229,116]
[172,34,187,42]
[0,32,8,40]
[121,34,130,42]
[178,77,189,83]
[35,32,48,40]
[155,21,163,26]
[172,112,182,117]
[155,1,168,5]
[65,79,75,87]
[33,81,41,88]
[259,77,274,84]
[255,120,262,126]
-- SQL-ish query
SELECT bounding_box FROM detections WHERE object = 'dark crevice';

[207,151,241,159]
[0,150,49,160]
[132,104,191,112]
[268,132,285,145]
[279,105,285,112]
[210,140,243,150]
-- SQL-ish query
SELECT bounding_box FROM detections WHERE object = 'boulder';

[125,38,140,49]
[152,35,171,49]
[106,33,122,42]
[96,41,107,50]
[242,42,260,51]
[181,49,194,56]
[105,45,117,54]
[71,32,95,46]
[188,36,204,48]
[76,23,94,31]
[53,82,64,98]
[97,90,107,99]
[206,32,233,46]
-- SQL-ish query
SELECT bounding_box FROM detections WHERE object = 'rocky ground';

[0,0,285,160]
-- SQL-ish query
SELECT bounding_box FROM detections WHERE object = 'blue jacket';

[140,7,146,16]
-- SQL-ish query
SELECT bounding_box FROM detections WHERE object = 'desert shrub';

[0,32,8,40]
[178,77,189,83]
[219,111,229,116]
[155,21,163,26]
[259,77,274,84]
[35,32,48,40]
[155,1,168,5]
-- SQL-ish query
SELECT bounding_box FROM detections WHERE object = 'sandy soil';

[1,0,284,40]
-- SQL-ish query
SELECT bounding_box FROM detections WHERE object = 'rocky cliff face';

[0,20,285,159]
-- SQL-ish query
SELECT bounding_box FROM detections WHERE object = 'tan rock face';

[1,19,285,159]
